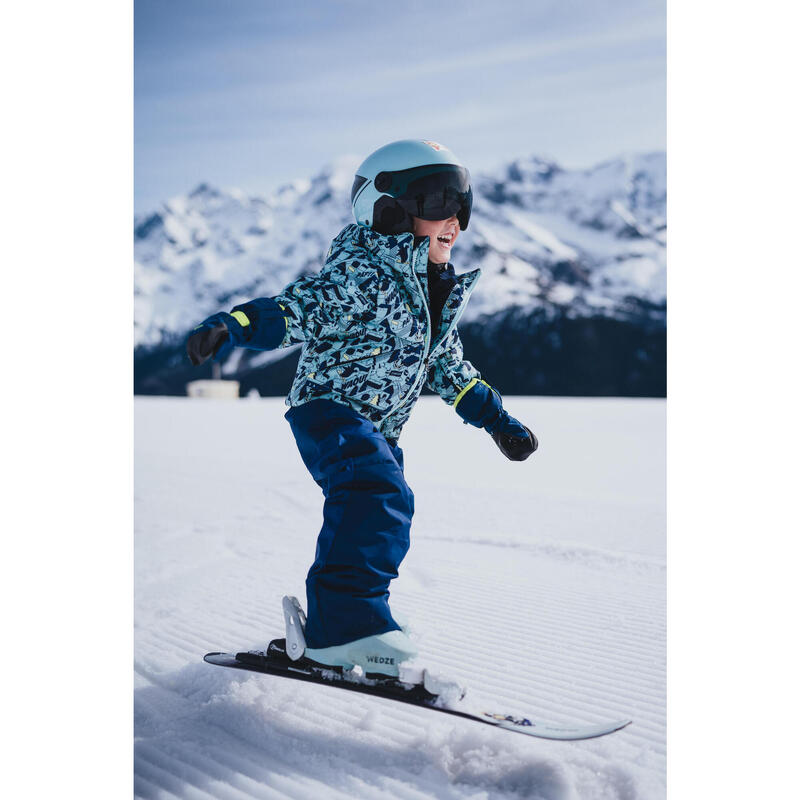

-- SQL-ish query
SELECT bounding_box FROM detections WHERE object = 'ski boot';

[233,597,464,702]
[277,596,463,701]
[281,595,417,678]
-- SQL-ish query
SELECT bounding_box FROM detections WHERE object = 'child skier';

[187,140,537,677]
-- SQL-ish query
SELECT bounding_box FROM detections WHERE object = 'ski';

[204,638,631,741]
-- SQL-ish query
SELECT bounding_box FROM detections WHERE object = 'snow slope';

[135,396,665,799]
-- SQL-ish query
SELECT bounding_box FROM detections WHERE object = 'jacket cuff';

[199,311,248,347]
[453,378,503,429]
[229,298,288,350]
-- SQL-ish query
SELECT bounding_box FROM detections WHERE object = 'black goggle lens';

[374,164,472,226]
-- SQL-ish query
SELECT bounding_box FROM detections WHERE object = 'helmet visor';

[374,164,472,226]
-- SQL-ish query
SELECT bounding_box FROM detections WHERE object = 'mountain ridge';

[134,151,666,397]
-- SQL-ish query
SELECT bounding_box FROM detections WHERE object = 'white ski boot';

[305,629,418,678]
[280,596,464,700]
[281,595,417,677]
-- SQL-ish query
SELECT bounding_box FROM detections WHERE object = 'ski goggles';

[373,164,472,229]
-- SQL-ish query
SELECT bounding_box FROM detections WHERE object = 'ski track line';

[399,630,665,722]
[142,744,331,800]
[417,607,664,666]
[135,749,260,800]
[416,577,664,651]
[409,613,663,680]
[134,764,194,800]
[134,772,187,800]
[422,553,661,603]
[412,631,666,734]
[135,747,258,800]
[136,686,370,800]
[140,623,227,657]
[139,612,279,659]
[415,619,666,700]
[196,600,284,630]
[167,736,359,800]
[136,640,211,675]
[424,564,663,616]
[482,582,665,628]
[406,595,666,684]
[414,533,665,575]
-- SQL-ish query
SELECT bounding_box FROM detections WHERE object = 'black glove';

[486,411,538,461]
[455,379,538,461]
[186,314,234,366]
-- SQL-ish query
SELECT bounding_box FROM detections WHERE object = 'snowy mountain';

[134,152,666,396]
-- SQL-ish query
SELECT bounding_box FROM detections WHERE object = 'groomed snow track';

[135,396,665,799]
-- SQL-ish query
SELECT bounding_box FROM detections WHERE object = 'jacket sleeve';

[426,327,511,430]
[227,267,349,351]
[425,327,483,406]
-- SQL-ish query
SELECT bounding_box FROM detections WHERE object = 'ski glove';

[454,379,538,462]
[488,412,539,461]
[187,298,288,366]
[186,313,237,366]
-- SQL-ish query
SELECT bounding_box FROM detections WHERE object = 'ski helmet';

[351,139,473,235]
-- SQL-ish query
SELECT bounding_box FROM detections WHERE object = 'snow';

[135,395,665,799]
[502,210,579,262]
[548,284,578,305]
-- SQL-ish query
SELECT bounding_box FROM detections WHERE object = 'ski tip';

[482,713,633,740]
[574,718,633,739]
[609,719,633,732]
[579,718,633,739]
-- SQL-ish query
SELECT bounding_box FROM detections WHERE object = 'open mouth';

[436,233,454,248]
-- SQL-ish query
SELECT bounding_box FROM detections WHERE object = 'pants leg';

[285,399,414,648]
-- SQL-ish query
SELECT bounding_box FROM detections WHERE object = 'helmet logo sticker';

[422,140,443,151]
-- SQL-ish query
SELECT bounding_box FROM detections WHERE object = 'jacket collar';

[335,223,427,274]
[333,223,480,286]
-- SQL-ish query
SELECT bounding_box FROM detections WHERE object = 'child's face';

[411,215,460,264]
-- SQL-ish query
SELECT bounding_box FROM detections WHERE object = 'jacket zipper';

[427,272,480,358]
[381,259,432,423]
[380,269,480,427]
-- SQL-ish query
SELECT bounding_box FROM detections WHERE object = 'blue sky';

[135,0,665,213]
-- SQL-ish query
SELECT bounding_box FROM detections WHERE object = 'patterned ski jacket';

[231,223,484,441]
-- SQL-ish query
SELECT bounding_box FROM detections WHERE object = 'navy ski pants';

[285,399,414,648]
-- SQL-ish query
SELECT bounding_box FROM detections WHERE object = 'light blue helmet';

[351,139,473,235]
